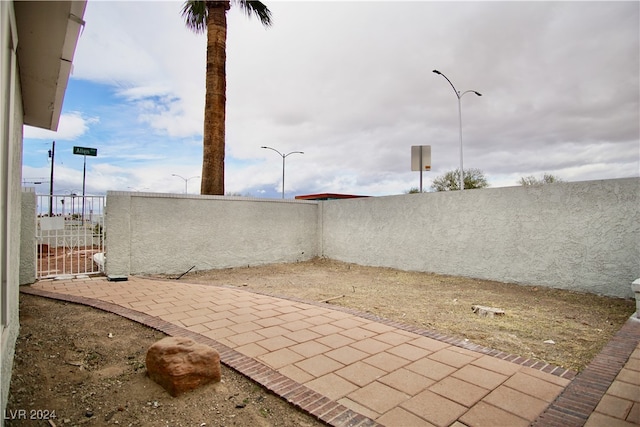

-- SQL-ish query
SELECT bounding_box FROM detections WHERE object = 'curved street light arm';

[261,146,283,157]
[284,151,304,158]
[172,173,200,181]
[433,69,460,99]
[461,90,482,98]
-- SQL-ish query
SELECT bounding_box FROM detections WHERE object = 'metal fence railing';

[36,194,105,278]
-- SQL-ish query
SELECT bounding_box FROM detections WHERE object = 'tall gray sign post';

[411,145,431,192]
[73,146,97,221]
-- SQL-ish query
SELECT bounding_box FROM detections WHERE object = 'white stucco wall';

[105,192,318,276]
[1,0,22,418]
[105,179,638,299]
[321,178,640,298]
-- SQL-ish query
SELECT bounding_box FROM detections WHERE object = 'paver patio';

[23,275,640,427]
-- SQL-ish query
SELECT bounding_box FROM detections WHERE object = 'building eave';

[14,0,87,131]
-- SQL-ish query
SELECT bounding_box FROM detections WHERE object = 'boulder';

[146,337,221,396]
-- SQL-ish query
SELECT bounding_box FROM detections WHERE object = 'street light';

[171,174,200,194]
[63,189,81,217]
[261,146,304,199]
[433,69,482,191]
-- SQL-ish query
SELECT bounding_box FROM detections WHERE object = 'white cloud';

[23,112,98,141]
[71,1,206,138]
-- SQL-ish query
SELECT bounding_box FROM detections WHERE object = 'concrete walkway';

[23,276,640,427]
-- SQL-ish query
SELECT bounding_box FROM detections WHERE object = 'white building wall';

[321,178,640,298]
[1,0,22,418]
[105,192,318,276]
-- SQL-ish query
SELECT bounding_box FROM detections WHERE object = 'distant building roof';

[294,193,369,201]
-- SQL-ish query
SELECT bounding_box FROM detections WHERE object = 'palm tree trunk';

[201,1,229,195]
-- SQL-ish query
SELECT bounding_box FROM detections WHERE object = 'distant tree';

[225,191,254,197]
[431,168,489,192]
[519,173,564,186]
[405,187,422,194]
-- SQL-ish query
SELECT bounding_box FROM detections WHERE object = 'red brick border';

[531,317,640,427]
[20,286,381,427]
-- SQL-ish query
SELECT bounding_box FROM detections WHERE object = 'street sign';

[73,146,97,156]
[411,145,431,171]
[411,145,431,193]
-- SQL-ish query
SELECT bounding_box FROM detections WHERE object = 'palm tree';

[182,0,272,195]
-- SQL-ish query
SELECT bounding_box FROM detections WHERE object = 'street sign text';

[73,146,97,156]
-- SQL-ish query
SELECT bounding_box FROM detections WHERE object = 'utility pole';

[48,141,55,216]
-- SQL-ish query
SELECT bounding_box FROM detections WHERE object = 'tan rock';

[146,337,221,396]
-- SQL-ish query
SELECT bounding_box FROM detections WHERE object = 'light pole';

[171,174,200,194]
[433,70,482,191]
[62,189,81,217]
[261,146,304,199]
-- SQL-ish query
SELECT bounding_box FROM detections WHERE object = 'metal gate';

[35,194,105,279]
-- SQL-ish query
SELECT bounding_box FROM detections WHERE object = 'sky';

[22,1,640,198]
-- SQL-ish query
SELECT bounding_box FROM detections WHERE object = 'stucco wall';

[1,0,22,418]
[105,192,318,276]
[321,178,640,298]
[19,188,36,285]
[105,179,638,299]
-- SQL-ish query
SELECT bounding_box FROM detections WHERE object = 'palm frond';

[234,0,272,27]
[181,0,208,34]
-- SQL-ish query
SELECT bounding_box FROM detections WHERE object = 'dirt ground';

[182,257,635,372]
[7,294,324,427]
[8,257,635,426]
